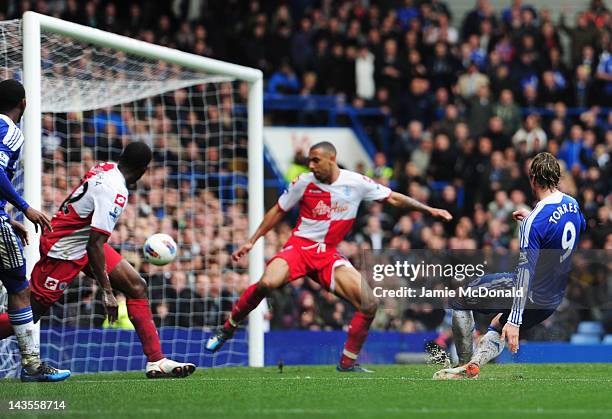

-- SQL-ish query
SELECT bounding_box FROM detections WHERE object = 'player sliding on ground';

[0,141,195,379]
[0,79,70,382]
[206,141,452,371]
[434,152,586,379]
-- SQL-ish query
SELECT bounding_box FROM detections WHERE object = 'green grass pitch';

[1,364,612,418]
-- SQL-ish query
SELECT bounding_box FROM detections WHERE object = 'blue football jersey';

[0,114,26,217]
[509,191,586,325]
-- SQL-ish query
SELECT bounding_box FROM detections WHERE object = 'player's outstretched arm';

[86,230,118,323]
[232,203,286,262]
[386,191,453,222]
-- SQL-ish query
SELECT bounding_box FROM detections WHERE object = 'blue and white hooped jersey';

[0,113,25,217]
[509,191,586,325]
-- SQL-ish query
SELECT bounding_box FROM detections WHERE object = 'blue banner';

[25,328,612,374]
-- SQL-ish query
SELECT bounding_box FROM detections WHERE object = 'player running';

[0,79,70,382]
[434,152,586,379]
[206,141,452,371]
[0,141,195,379]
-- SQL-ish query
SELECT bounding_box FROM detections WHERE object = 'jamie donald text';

[372,286,524,299]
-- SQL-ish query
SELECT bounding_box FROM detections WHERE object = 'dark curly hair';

[118,141,152,169]
[529,152,561,191]
[0,79,25,113]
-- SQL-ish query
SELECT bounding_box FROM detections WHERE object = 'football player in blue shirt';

[435,152,586,379]
[0,79,70,381]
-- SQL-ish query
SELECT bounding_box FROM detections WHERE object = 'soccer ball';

[143,234,177,266]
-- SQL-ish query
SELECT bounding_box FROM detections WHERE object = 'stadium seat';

[602,335,612,345]
[570,334,601,344]
[577,321,604,336]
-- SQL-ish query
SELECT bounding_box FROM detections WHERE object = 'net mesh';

[0,19,252,376]
[0,20,24,378]
[0,288,20,378]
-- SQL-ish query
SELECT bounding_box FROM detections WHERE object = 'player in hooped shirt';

[0,142,196,379]
[206,142,452,371]
[434,152,586,379]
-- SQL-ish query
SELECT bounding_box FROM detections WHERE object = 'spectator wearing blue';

[466,35,487,70]
[267,60,300,95]
[559,125,586,171]
[92,106,127,136]
[88,106,127,149]
[396,0,419,30]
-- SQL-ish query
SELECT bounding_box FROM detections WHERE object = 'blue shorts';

[0,215,27,294]
[451,272,556,332]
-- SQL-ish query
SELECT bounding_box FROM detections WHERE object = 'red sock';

[340,312,375,368]
[224,284,266,330]
[435,332,449,348]
[0,313,14,339]
[127,299,164,362]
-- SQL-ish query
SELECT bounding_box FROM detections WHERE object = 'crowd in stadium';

[4,0,610,338]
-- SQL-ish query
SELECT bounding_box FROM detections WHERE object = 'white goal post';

[20,11,265,367]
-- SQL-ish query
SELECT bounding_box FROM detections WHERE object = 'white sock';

[470,330,505,367]
[9,307,40,370]
[452,310,475,365]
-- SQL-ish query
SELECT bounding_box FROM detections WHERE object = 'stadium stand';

[0,0,610,341]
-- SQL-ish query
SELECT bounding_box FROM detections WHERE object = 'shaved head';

[308,141,339,183]
[309,141,337,156]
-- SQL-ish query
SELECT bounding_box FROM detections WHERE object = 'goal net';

[0,14,264,377]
